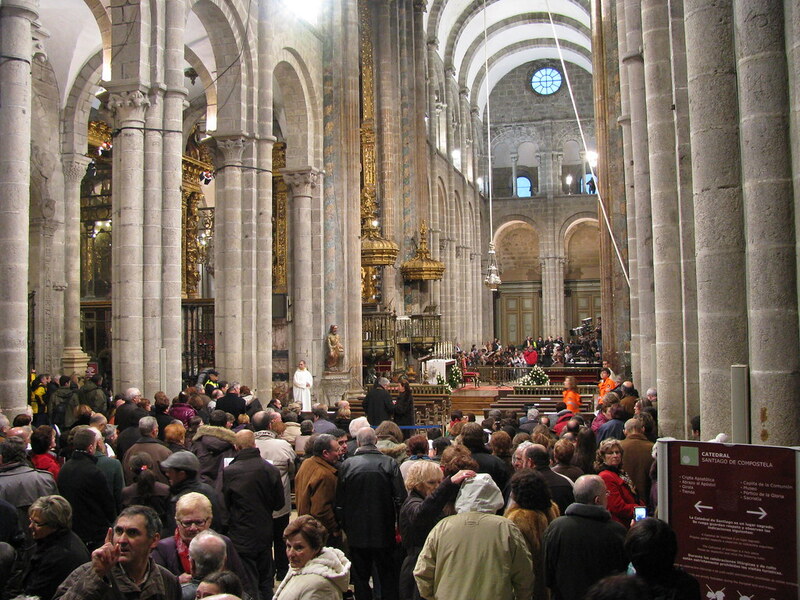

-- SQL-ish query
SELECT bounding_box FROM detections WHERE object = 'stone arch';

[81,0,112,79]
[492,125,547,157]
[560,211,598,245]
[281,47,323,166]
[435,178,448,234]
[493,219,541,282]
[453,190,463,243]
[493,214,543,244]
[564,219,600,280]
[62,51,104,156]
[273,57,313,168]
[190,0,250,136]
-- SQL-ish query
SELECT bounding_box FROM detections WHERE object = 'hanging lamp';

[401,221,445,281]
[481,0,501,291]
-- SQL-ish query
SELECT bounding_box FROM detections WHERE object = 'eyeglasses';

[178,518,209,528]
[29,518,48,527]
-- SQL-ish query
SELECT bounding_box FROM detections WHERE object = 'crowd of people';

[0,368,700,600]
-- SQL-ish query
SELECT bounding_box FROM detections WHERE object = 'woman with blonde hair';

[399,461,475,600]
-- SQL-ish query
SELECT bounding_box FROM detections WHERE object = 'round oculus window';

[530,67,562,95]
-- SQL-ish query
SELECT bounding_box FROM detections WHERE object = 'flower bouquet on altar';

[518,365,550,386]
[436,373,453,394]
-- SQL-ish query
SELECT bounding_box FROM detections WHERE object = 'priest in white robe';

[293,360,314,412]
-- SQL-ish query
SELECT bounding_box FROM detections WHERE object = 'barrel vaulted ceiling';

[424,0,593,116]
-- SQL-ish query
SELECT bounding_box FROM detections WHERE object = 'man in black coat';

[222,430,284,600]
[543,475,627,600]
[161,451,227,534]
[114,387,148,432]
[215,382,245,418]
[460,422,511,492]
[57,428,116,550]
[524,444,575,515]
[362,377,394,426]
[336,427,406,600]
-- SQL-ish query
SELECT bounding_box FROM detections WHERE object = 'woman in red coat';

[594,438,641,527]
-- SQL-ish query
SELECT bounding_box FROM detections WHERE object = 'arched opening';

[564,219,601,334]
[494,221,542,345]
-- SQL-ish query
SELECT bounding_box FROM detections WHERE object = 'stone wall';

[491,61,595,125]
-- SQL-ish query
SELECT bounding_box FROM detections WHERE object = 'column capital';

[108,90,150,124]
[216,137,246,165]
[62,154,92,183]
[510,152,519,163]
[283,167,320,197]
[1,0,38,20]
[413,0,427,13]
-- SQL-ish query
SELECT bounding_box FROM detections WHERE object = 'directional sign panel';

[665,441,798,599]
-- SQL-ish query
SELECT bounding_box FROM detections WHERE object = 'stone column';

[593,0,631,377]
[0,0,37,414]
[790,0,800,344]
[215,137,246,383]
[256,0,275,391]
[142,90,164,396]
[430,227,442,312]
[285,168,319,365]
[29,216,56,371]
[160,0,186,396]
[617,1,640,382]
[734,0,799,445]
[375,0,401,313]
[668,0,700,431]
[109,90,149,391]
[61,155,91,374]
[541,256,565,337]
[510,152,519,197]
[552,152,563,196]
[641,0,685,436]
[343,0,362,383]
[685,0,746,438]
[623,0,655,388]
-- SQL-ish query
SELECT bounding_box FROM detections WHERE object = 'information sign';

[663,441,798,599]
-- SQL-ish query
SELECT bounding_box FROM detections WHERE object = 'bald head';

[523,443,549,469]
[234,429,256,450]
[574,474,607,506]
[189,530,227,579]
[624,418,643,434]
[356,427,377,447]
[8,427,31,444]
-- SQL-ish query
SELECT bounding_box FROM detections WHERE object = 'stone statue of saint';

[325,324,345,371]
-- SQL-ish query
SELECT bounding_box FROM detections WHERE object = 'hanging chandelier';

[401,221,445,281]
[481,0,501,292]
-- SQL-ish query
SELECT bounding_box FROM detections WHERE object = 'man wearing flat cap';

[161,451,226,533]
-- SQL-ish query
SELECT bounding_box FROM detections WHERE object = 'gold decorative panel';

[272,142,288,294]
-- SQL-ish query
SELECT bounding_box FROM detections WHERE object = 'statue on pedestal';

[325,324,345,371]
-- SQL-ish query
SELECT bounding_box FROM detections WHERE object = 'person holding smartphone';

[594,439,642,527]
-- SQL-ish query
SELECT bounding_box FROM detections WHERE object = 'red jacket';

[31,452,61,480]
